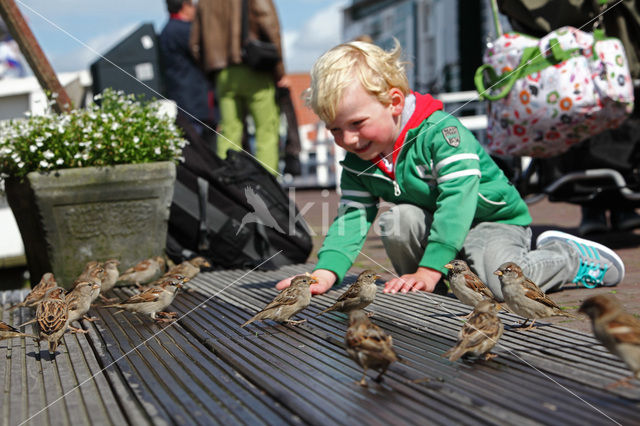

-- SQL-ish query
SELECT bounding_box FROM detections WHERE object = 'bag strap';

[475,38,579,101]
[196,177,210,252]
[489,0,503,37]
[241,0,249,47]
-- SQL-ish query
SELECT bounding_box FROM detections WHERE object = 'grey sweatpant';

[378,204,579,300]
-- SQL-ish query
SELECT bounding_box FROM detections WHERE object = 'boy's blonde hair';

[306,41,410,124]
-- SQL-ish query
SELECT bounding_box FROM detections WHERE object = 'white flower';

[111,122,120,131]
[39,160,49,168]
[43,150,54,159]
[30,145,37,152]
[133,136,140,143]
[154,147,161,155]
[56,158,64,165]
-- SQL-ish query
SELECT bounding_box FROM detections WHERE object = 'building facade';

[342,0,498,94]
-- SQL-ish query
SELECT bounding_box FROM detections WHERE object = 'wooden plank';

[182,266,640,425]
[1,293,137,426]
[87,286,299,425]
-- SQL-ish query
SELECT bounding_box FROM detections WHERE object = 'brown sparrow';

[8,272,58,311]
[36,288,70,355]
[74,261,105,303]
[317,270,379,316]
[494,262,576,330]
[345,309,398,386]
[241,274,317,327]
[99,259,121,302]
[0,321,38,341]
[165,256,211,280]
[66,281,101,333]
[579,295,640,388]
[118,256,166,286]
[100,259,120,292]
[103,274,188,322]
[445,260,503,308]
[443,299,504,361]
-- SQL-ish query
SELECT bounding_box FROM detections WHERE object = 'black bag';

[243,39,280,71]
[241,0,280,71]
[167,113,313,269]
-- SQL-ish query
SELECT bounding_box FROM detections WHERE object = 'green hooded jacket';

[315,93,531,284]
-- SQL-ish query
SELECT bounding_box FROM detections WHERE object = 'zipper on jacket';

[342,165,402,196]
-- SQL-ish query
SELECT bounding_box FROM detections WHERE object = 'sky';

[12,0,347,74]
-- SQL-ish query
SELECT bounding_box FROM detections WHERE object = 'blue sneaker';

[536,230,625,288]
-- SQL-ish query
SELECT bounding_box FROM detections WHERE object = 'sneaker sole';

[536,230,625,285]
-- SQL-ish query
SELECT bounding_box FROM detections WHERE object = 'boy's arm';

[315,170,379,286]
[417,120,482,274]
[275,170,378,295]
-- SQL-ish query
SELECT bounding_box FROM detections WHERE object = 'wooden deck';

[1,264,639,426]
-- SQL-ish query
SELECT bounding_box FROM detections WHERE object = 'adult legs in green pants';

[216,64,280,175]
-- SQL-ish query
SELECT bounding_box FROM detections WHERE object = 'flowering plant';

[0,88,187,180]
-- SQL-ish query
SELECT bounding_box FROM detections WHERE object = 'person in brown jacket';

[190,0,286,175]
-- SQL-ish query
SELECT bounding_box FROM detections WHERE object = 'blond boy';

[277,41,624,298]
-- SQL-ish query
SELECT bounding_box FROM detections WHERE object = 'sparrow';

[445,260,504,308]
[0,321,38,341]
[345,309,398,386]
[241,274,317,327]
[74,261,105,302]
[35,287,70,355]
[442,299,504,362]
[103,274,188,322]
[118,256,166,286]
[99,259,121,302]
[164,256,211,280]
[8,272,58,311]
[317,270,379,316]
[494,262,576,330]
[66,281,101,333]
[579,295,640,388]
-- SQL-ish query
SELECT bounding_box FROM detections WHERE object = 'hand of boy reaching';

[383,266,441,294]
[275,269,337,295]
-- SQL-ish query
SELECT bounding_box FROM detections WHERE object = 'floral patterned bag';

[475,26,634,158]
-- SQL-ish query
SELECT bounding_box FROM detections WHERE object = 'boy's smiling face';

[327,82,405,162]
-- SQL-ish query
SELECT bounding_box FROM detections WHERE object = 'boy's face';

[327,82,404,162]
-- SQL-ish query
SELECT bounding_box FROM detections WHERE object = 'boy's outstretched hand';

[383,267,441,294]
[275,269,337,295]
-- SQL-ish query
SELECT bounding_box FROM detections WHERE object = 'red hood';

[375,91,443,178]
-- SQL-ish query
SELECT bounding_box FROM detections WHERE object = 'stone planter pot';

[5,162,176,288]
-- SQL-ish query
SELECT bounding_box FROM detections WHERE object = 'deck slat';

[2,264,639,425]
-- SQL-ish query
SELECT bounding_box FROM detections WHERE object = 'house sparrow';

[66,281,101,333]
[99,259,121,302]
[579,295,640,388]
[494,262,576,330]
[241,274,317,327]
[345,309,398,386]
[8,272,58,311]
[35,288,70,355]
[317,270,379,316]
[0,321,38,341]
[118,256,166,286]
[164,256,211,280]
[445,260,503,308]
[442,299,504,361]
[74,261,105,302]
[103,274,188,323]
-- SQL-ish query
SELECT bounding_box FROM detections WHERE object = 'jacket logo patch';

[442,126,460,147]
